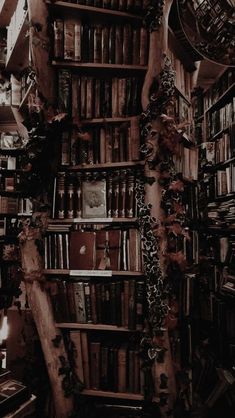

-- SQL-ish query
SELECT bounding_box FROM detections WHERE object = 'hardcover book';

[70,231,96,269]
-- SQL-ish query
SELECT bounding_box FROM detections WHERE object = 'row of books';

[59,0,146,12]
[53,19,148,65]
[200,131,234,167]
[44,228,142,271]
[208,99,235,138]
[58,71,143,118]
[204,68,235,110]
[0,196,32,215]
[216,164,235,196]
[192,87,204,119]
[0,173,24,193]
[61,120,140,166]
[52,170,138,220]
[50,279,145,329]
[173,144,198,181]
[69,330,145,393]
[167,47,192,100]
[207,200,235,226]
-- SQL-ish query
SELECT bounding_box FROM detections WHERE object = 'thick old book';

[101,26,109,63]
[74,173,82,218]
[123,24,132,65]
[118,344,127,392]
[53,19,64,59]
[84,282,92,323]
[56,172,66,219]
[64,20,75,60]
[67,282,76,322]
[80,332,90,388]
[126,170,135,217]
[100,344,109,390]
[128,280,136,330]
[73,282,86,323]
[69,231,96,270]
[58,70,72,114]
[70,331,84,384]
[90,342,101,389]
[94,25,102,63]
[115,25,123,64]
[136,281,145,331]
[74,20,82,61]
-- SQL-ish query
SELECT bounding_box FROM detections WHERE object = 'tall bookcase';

[190,67,235,416]
[44,0,149,411]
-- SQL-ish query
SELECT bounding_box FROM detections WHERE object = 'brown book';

[128,347,135,392]
[84,282,92,323]
[64,20,75,60]
[69,231,96,270]
[130,116,140,160]
[101,26,109,63]
[112,126,120,163]
[128,229,140,271]
[119,127,127,162]
[72,76,79,123]
[58,69,72,114]
[106,172,113,218]
[136,281,145,331]
[80,332,90,388]
[126,170,135,217]
[88,25,95,63]
[56,172,66,219]
[140,27,148,66]
[119,170,126,218]
[70,331,84,384]
[86,77,93,119]
[132,27,140,65]
[73,282,86,323]
[94,78,101,118]
[105,126,112,163]
[128,280,136,330]
[118,78,126,117]
[66,174,74,219]
[90,342,101,389]
[118,344,127,392]
[100,345,109,390]
[74,173,82,218]
[53,19,64,59]
[112,171,120,218]
[123,24,132,64]
[80,77,87,119]
[112,78,119,117]
[96,229,121,270]
[74,20,82,61]
[124,280,129,328]
[94,25,102,63]
[99,127,106,164]
[134,348,140,393]
[115,25,123,64]
[90,283,97,324]
[109,25,116,64]
[67,282,76,322]
[95,283,102,323]
[49,281,62,322]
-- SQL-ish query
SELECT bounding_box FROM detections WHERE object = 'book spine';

[58,70,71,114]
[106,172,113,218]
[56,172,66,219]
[123,24,132,65]
[112,171,119,217]
[134,349,140,393]
[130,116,140,160]
[118,345,127,392]
[90,342,101,389]
[132,27,140,65]
[112,126,120,163]
[100,345,109,390]
[112,78,119,117]
[67,282,76,322]
[75,173,82,218]
[66,174,74,219]
[119,170,126,217]
[94,25,102,63]
[115,25,123,64]
[128,279,136,330]
[136,281,145,331]
[124,280,129,328]
[140,27,148,66]
[53,19,64,60]
[81,331,90,388]
[73,282,87,323]
[84,282,93,323]
[74,20,82,62]
[109,25,116,64]
[64,20,75,60]
[126,170,135,217]
[101,26,109,63]
[90,283,97,324]
[105,126,112,163]
[88,25,94,63]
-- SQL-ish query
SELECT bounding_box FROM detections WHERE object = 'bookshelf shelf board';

[82,117,138,125]
[208,126,230,142]
[68,161,145,171]
[5,12,29,72]
[55,323,132,332]
[44,269,144,277]
[174,86,191,105]
[81,389,144,400]
[205,82,235,114]
[46,1,142,21]
[52,61,148,72]
[48,217,138,224]
[214,192,235,202]
[202,156,235,172]
[19,82,35,111]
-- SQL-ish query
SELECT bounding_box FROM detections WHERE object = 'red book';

[69,231,96,270]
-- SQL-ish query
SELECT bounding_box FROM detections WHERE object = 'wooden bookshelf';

[68,161,145,171]
[46,1,143,21]
[55,323,132,332]
[81,389,144,400]
[44,269,144,277]
[52,60,148,72]
[5,11,29,72]
[205,82,235,113]
[48,217,138,224]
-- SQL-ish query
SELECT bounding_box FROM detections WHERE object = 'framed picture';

[82,179,106,218]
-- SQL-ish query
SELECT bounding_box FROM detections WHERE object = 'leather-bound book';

[58,69,71,114]
[118,78,126,117]
[94,78,101,118]
[94,25,102,63]
[105,126,112,163]
[106,172,113,218]
[116,281,122,326]
[112,171,120,218]
[81,24,89,62]
[118,344,127,392]
[84,282,92,323]
[64,20,75,60]
[63,233,70,269]
[119,127,127,162]
[70,331,84,384]
[69,231,96,269]
[57,233,64,269]
[128,279,136,330]
[128,346,135,392]
[80,332,90,388]
[109,25,116,64]
[73,282,87,323]
[58,281,70,322]
[96,229,121,270]
[99,127,106,164]
[132,27,140,65]
[95,282,102,323]
[90,283,97,324]
[56,172,66,219]
[130,116,140,160]
[112,77,119,117]
[74,20,82,61]
[102,26,109,63]
[112,126,120,163]
[110,282,117,325]
[131,77,140,115]
[49,281,62,322]
[100,344,109,390]
[126,170,135,217]
[140,27,148,66]
[123,24,132,64]
[128,228,139,271]
[109,345,118,392]
[119,170,127,218]
[136,281,145,331]
[67,282,77,322]
[134,348,140,393]
[86,77,93,119]
[66,173,74,219]
[125,78,132,116]
[53,19,64,59]
[88,25,95,63]
[103,79,111,117]
[74,173,82,219]
[90,342,101,389]
[80,76,87,119]
[115,25,123,64]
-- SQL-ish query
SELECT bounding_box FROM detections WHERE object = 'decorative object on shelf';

[177,0,235,66]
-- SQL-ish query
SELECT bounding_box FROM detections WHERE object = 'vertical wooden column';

[142,1,177,415]
[19,227,74,418]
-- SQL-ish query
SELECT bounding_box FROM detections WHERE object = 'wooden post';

[19,226,74,418]
[142,1,177,415]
